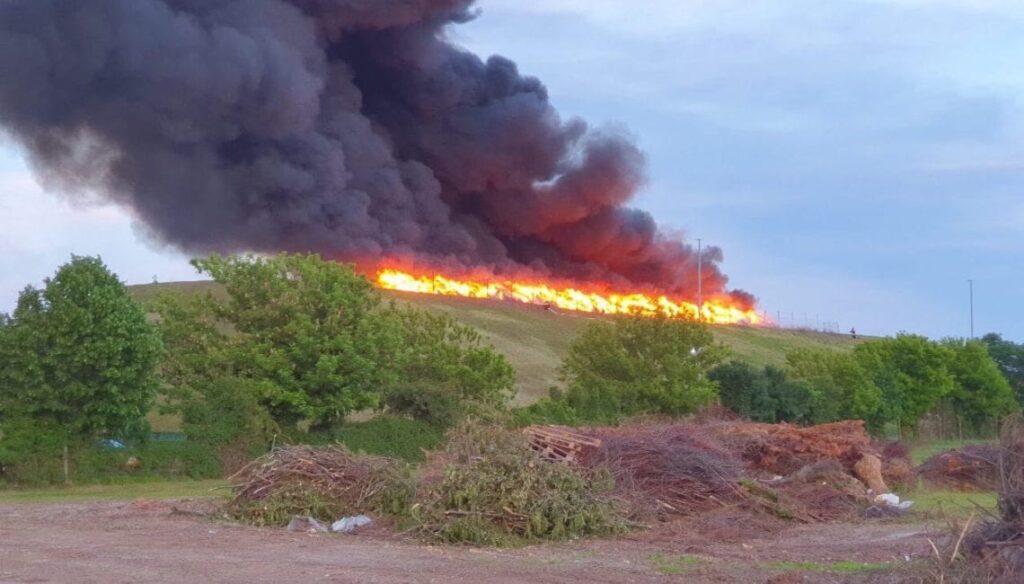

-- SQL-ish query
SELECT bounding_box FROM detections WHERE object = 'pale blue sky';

[2,0,1022,340]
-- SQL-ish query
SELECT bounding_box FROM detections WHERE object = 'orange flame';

[376,269,764,326]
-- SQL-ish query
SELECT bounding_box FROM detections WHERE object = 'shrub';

[389,309,516,423]
[415,423,624,545]
[383,384,463,429]
[854,334,956,434]
[785,349,882,426]
[527,316,726,425]
[942,339,1019,433]
[329,416,444,462]
[0,421,221,486]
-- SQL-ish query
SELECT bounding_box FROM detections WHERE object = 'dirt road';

[0,500,937,583]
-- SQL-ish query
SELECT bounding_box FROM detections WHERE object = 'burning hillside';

[377,269,763,325]
[0,0,756,312]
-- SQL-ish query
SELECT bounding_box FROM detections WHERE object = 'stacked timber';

[524,426,602,464]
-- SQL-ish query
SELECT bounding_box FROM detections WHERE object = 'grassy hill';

[130,281,863,405]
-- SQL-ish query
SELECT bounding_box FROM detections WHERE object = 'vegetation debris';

[226,445,413,527]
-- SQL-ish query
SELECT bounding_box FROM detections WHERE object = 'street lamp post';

[968,279,974,340]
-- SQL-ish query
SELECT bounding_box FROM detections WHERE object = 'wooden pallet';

[524,425,602,464]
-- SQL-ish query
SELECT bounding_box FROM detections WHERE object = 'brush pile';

[227,445,413,526]
[962,415,1024,582]
[416,423,623,545]
[916,444,1000,491]
[586,426,744,519]
[525,420,884,522]
[702,420,873,476]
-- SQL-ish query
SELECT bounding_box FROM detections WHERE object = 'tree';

[709,361,822,425]
[155,254,403,431]
[0,256,162,482]
[553,316,727,423]
[942,339,1018,433]
[709,361,770,420]
[785,348,883,426]
[155,254,515,433]
[981,333,1024,408]
[854,334,956,435]
[384,309,515,426]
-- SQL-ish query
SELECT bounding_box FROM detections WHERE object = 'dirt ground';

[0,499,939,583]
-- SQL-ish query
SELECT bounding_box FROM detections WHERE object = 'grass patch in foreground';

[767,560,891,574]
[647,553,706,575]
[0,479,227,504]
[906,489,998,518]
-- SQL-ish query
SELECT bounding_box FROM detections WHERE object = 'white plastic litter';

[874,493,914,510]
[287,516,329,533]
[875,493,900,506]
[331,515,372,533]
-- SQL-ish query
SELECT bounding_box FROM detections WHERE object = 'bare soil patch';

[0,499,938,583]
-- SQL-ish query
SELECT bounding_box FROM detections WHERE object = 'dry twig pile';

[916,445,1000,491]
[227,445,411,525]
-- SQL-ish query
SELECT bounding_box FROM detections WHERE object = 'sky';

[1,0,1022,341]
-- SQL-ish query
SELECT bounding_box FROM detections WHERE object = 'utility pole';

[696,238,703,321]
[968,279,975,340]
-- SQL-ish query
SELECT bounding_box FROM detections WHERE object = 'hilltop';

[129,281,863,405]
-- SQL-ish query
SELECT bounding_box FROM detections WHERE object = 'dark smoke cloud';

[0,0,750,304]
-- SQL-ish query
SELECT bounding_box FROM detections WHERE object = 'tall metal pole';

[696,238,703,321]
[969,279,974,340]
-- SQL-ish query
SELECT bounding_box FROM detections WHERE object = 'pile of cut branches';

[705,420,873,475]
[586,425,744,519]
[960,415,1024,581]
[227,445,412,526]
[917,444,1000,491]
[415,423,624,545]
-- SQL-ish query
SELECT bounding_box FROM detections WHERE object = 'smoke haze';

[0,0,749,303]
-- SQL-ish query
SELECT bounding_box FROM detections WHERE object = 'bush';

[383,384,463,429]
[0,424,221,486]
[415,423,624,545]
[329,416,445,462]
[390,309,516,423]
[785,349,882,426]
[512,392,583,427]
[523,316,726,425]
[854,334,956,434]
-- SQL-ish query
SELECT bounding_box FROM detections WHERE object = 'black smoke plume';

[0,0,750,304]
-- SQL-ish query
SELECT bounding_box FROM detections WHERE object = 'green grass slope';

[130,281,863,405]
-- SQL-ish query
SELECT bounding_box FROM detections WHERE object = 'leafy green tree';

[709,361,822,424]
[155,254,514,433]
[155,254,403,431]
[786,348,883,426]
[384,309,515,426]
[981,333,1024,407]
[942,339,1018,432]
[854,334,956,435]
[707,361,779,421]
[0,256,162,482]
[553,316,727,423]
